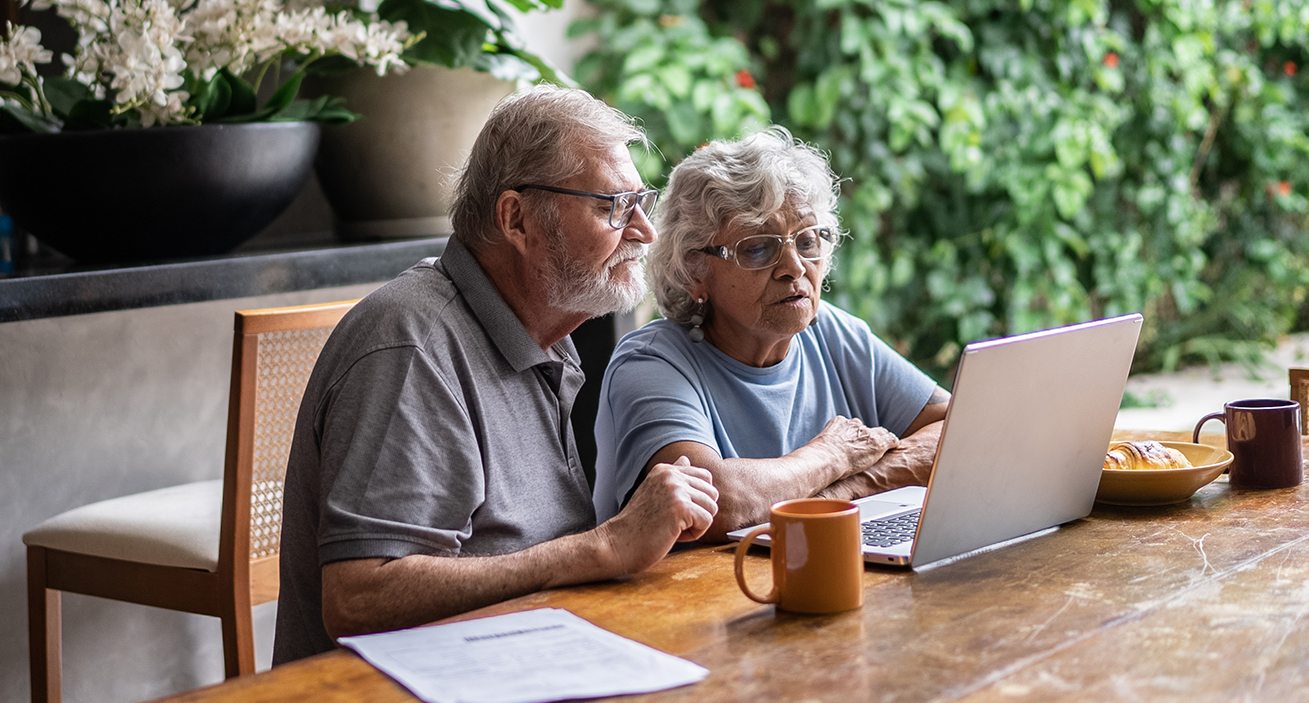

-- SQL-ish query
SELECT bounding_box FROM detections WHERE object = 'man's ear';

[495,190,531,257]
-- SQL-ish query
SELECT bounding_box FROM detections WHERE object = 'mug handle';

[734,524,780,605]
[1193,411,1225,444]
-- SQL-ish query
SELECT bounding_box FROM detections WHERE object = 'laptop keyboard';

[861,510,921,548]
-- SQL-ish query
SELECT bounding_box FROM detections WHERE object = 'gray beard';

[544,234,648,317]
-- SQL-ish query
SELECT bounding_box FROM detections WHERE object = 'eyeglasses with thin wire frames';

[696,225,837,270]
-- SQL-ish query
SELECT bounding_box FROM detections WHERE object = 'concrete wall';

[0,7,591,702]
[0,284,382,703]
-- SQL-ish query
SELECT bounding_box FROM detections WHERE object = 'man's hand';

[595,457,718,576]
[322,458,715,639]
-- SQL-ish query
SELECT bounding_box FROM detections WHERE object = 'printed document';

[338,608,709,703]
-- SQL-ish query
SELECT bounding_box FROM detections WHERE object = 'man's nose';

[623,204,657,244]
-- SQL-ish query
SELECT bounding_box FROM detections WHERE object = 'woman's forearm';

[814,421,943,501]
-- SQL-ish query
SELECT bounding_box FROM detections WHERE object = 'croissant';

[1103,440,1193,471]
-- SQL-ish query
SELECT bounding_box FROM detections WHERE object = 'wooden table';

[156,432,1309,702]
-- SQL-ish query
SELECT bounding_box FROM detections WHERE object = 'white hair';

[648,126,844,325]
[450,85,646,253]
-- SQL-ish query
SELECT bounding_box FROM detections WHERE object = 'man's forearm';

[323,460,717,640]
[322,529,618,639]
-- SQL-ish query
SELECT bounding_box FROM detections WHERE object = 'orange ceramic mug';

[733,498,865,614]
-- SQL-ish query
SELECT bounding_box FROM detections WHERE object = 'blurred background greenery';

[571,0,1309,383]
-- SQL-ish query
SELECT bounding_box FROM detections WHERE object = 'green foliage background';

[572,0,1309,381]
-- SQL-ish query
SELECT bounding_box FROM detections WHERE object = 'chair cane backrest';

[248,324,335,560]
[219,300,356,602]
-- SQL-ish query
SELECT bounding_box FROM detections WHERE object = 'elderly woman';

[592,127,950,541]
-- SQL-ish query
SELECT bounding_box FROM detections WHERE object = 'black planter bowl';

[0,121,321,263]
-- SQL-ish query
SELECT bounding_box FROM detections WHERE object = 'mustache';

[606,242,648,268]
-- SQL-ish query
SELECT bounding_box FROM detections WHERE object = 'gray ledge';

[0,235,447,323]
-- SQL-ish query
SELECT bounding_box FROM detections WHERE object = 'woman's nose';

[772,239,806,278]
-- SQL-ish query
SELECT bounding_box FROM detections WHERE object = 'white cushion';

[23,480,222,572]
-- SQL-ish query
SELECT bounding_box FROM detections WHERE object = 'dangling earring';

[688,298,706,343]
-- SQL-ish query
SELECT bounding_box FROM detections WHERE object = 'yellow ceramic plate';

[1095,441,1233,506]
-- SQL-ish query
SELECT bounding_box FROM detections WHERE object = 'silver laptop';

[727,313,1143,568]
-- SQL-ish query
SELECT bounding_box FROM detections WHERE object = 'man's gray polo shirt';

[273,236,596,664]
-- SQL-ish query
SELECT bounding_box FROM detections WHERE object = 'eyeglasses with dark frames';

[696,225,837,270]
[512,184,659,229]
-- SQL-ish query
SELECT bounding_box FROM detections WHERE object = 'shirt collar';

[441,236,580,373]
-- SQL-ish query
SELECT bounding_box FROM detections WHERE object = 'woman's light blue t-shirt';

[593,302,938,522]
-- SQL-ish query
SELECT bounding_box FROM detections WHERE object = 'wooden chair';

[24,300,356,703]
[1292,368,1309,435]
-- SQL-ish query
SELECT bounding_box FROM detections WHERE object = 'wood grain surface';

[151,431,1309,703]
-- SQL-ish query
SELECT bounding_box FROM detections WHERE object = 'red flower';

[1285,61,1298,77]
[1279,181,1292,196]
[1103,52,1119,69]
[736,70,757,89]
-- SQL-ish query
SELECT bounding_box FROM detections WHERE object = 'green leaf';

[267,97,314,123]
[1052,120,1088,170]
[839,13,864,55]
[383,0,490,68]
[191,70,233,122]
[471,51,541,82]
[509,47,572,85]
[62,99,116,131]
[812,69,844,129]
[1048,165,1093,220]
[219,70,306,123]
[787,82,815,127]
[692,79,718,112]
[658,64,692,98]
[224,68,257,116]
[267,95,360,124]
[623,44,664,74]
[264,70,306,116]
[1053,222,1090,258]
[42,78,89,120]
[494,0,560,12]
[629,142,664,184]
[567,17,600,39]
[665,100,701,145]
[710,91,742,137]
[0,103,59,133]
[449,0,505,31]
[304,54,361,78]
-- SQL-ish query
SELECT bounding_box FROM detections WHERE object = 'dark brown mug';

[1193,398,1303,489]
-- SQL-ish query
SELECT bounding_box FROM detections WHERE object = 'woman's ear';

[495,190,531,256]
[686,279,708,304]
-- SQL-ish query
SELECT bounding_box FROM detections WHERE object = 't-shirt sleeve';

[869,333,939,437]
[313,345,483,564]
[594,340,717,521]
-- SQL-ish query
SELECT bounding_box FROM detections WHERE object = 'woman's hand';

[643,417,897,542]
[809,415,900,478]
[814,420,943,501]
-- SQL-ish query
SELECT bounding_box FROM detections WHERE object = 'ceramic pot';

[0,121,320,263]
[305,65,514,239]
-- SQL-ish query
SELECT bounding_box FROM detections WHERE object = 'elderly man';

[273,86,719,664]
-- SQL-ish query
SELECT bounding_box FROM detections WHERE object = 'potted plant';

[0,0,413,262]
[302,0,570,240]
